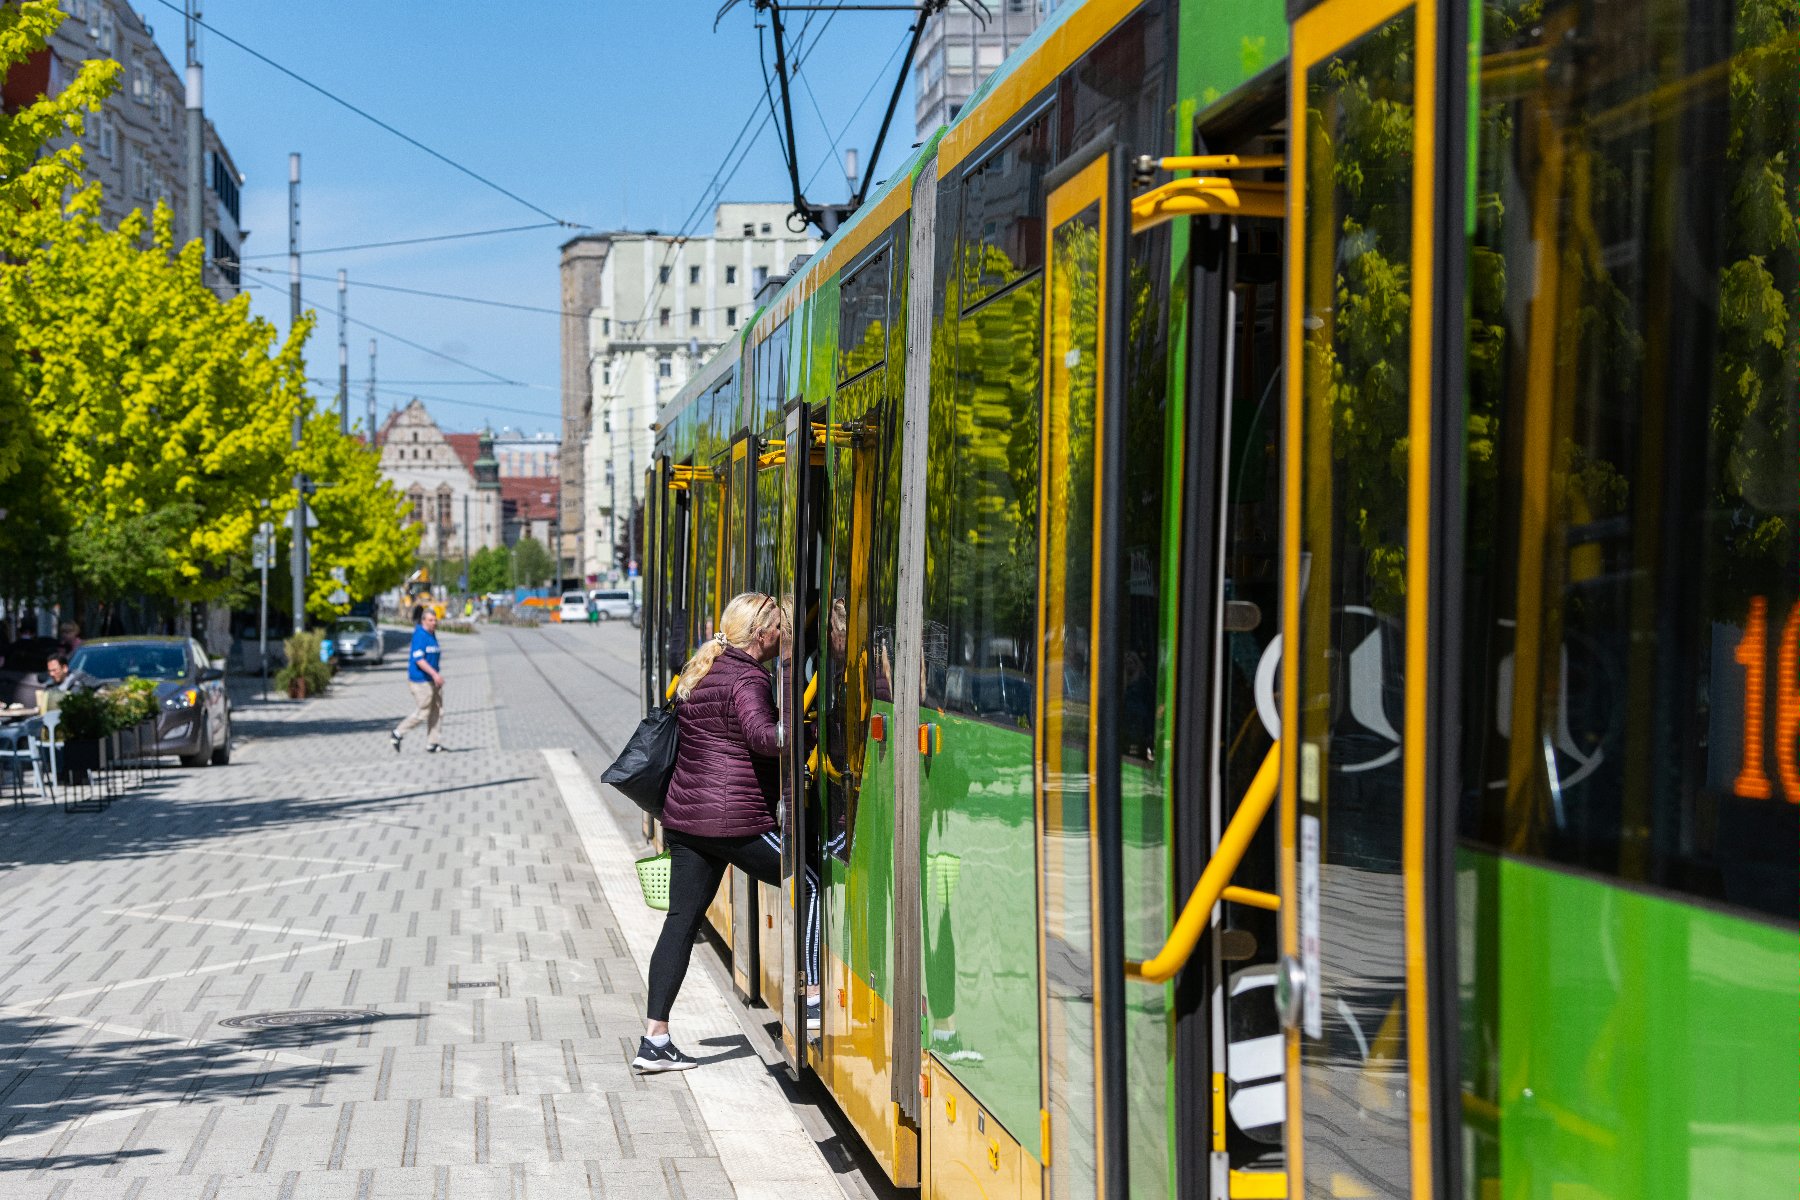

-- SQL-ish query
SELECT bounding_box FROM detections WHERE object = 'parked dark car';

[68,636,232,767]
[0,636,62,708]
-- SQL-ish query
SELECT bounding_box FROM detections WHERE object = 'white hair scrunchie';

[714,632,729,647]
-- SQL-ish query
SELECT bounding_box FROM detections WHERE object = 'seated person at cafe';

[37,654,71,713]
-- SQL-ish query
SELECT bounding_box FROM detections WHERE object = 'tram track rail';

[489,624,629,760]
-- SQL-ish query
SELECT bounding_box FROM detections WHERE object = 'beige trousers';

[395,680,442,744]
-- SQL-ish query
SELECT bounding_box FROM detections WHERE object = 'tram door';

[1281,1,1449,1197]
[774,401,818,1074]
[1034,142,1129,1200]
[724,433,761,1002]
[1176,165,1290,1200]
[642,461,660,709]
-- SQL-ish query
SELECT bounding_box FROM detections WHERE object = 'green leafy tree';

[469,545,509,594]
[0,197,310,609]
[0,2,115,487]
[297,413,419,619]
[509,536,555,589]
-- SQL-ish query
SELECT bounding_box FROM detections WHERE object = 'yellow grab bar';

[1131,178,1286,233]
[1222,885,1280,912]
[1126,741,1280,983]
[1152,154,1284,173]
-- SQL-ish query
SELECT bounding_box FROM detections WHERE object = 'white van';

[588,589,634,621]
[558,591,589,624]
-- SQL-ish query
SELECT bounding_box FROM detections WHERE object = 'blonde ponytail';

[674,592,782,700]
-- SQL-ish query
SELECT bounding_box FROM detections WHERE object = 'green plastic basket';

[635,851,672,911]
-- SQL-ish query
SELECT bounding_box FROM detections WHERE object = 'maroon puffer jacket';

[662,647,781,837]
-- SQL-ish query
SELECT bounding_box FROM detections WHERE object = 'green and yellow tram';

[640,0,1798,1195]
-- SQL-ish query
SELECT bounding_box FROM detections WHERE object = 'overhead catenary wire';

[145,0,585,228]
[247,263,760,324]
[313,380,560,425]
[243,275,546,389]
[235,222,565,261]
[240,263,581,318]
[802,28,911,191]
[623,7,840,339]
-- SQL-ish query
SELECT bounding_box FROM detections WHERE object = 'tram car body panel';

[637,0,1800,1195]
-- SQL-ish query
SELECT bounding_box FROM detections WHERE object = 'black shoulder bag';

[601,702,679,818]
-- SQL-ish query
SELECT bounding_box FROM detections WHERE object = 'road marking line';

[184,848,400,871]
[99,909,355,943]
[131,867,376,907]
[0,936,373,1009]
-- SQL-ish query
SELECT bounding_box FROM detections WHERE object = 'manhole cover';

[219,1009,381,1031]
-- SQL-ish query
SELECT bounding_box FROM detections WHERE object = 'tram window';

[927,275,1041,726]
[1458,0,1799,922]
[838,248,890,383]
[753,321,791,426]
[958,112,1052,312]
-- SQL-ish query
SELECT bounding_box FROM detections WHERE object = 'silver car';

[332,617,385,666]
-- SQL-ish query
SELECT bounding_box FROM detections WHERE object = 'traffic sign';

[252,552,268,570]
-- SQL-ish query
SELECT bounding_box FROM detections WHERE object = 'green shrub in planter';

[56,689,113,741]
[273,630,332,697]
[110,678,160,727]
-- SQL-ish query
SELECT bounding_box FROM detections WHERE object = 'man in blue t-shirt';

[391,606,445,752]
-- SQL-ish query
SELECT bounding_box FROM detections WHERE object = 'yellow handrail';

[1222,885,1280,912]
[1154,154,1285,173]
[1126,741,1280,983]
[1131,178,1286,233]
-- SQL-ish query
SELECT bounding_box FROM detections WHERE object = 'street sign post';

[255,520,273,700]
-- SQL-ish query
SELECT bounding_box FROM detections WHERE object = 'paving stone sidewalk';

[0,632,823,1199]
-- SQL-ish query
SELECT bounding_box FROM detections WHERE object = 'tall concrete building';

[558,204,819,584]
[912,0,1047,140]
[36,0,247,297]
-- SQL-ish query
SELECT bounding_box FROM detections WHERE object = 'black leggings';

[646,829,778,1022]
[645,828,821,1023]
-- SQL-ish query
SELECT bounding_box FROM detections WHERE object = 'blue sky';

[133,0,919,437]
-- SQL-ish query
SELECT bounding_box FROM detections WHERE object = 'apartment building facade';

[912,0,1047,139]
[558,203,819,583]
[39,0,246,297]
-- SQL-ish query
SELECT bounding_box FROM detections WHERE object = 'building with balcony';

[558,203,819,583]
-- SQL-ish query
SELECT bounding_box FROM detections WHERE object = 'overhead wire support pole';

[183,1,204,276]
[367,339,377,438]
[337,270,349,435]
[289,152,307,635]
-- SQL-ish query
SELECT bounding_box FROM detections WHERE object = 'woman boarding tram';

[639,0,1797,1193]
